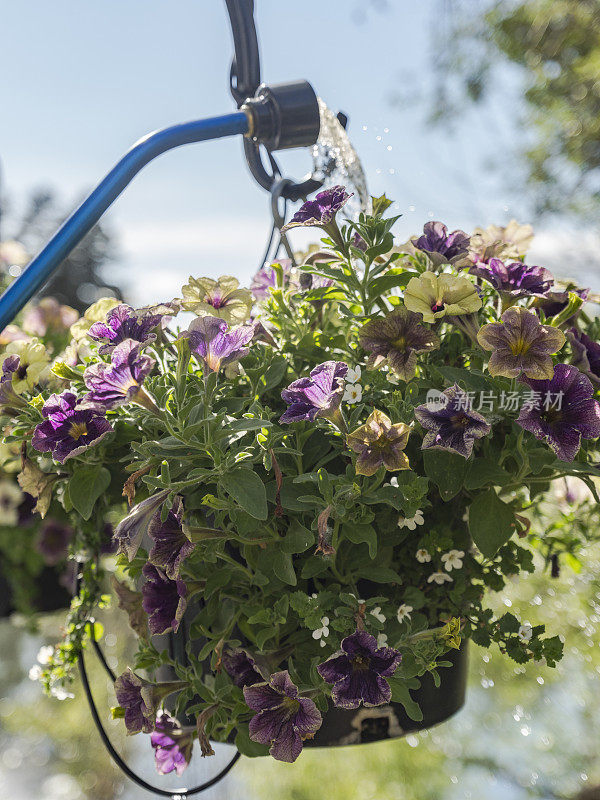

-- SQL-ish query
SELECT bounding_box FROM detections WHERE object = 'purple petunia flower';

[141,563,187,636]
[469,258,554,298]
[535,286,589,320]
[281,186,351,232]
[477,306,565,380]
[115,669,187,736]
[113,490,169,561]
[0,355,27,409]
[280,361,348,424]
[222,648,263,688]
[251,260,294,300]
[413,220,471,265]
[244,670,322,762]
[88,303,168,354]
[35,520,73,565]
[32,391,113,463]
[317,630,402,710]
[83,339,156,410]
[567,328,600,385]
[185,315,254,373]
[414,384,492,458]
[151,712,194,776]
[347,409,411,476]
[517,364,600,462]
[148,496,195,580]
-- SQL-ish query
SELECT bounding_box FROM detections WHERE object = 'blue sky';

[1,1,590,305]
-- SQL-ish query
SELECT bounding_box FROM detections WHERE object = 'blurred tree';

[1,186,123,312]
[424,0,600,219]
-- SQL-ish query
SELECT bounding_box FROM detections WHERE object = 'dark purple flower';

[222,648,262,688]
[535,286,590,320]
[280,361,348,424]
[281,186,351,232]
[477,306,565,379]
[148,496,195,579]
[83,339,156,410]
[35,520,73,565]
[244,670,322,762]
[114,669,186,736]
[414,384,492,458]
[185,316,254,373]
[517,364,600,462]
[567,328,600,385]
[317,630,401,710]
[151,712,194,776]
[359,306,440,381]
[113,489,169,561]
[470,258,554,298]
[32,391,112,464]
[413,221,470,265]
[0,355,27,410]
[142,563,187,636]
[88,304,166,354]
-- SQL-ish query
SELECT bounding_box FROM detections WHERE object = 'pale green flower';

[180,276,252,324]
[470,220,534,262]
[70,296,120,341]
[2,338,50,392]
[404,272,481,323]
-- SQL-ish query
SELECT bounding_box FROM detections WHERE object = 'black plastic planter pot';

[157,620,468,750]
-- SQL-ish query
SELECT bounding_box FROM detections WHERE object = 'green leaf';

[422,449,468,500]
[273,550,297,586]
[235,726,269,758]
[356,565,402,583]
[280,520,314,554]
[222,468,267,520]
[68,466,111,520]
[342,522,377,558]
[387,676,423,721]
[469,489,515,558]
[464,459,511,490]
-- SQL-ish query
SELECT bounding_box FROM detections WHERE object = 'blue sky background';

[1,1,594,305]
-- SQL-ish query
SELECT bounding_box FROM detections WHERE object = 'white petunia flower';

[518,623,533,643]
[343,383,363,404]
[346,366,362,384]
[28,664,43,682]
[398,510,424,530]
[377,633,388,648]
[371,606,386,624]
[441,549,465,572]
[427,571,453,585]
[396,604,413,623]
[416,548,431,563]
[37,645,54,665]
[312,616,330,647]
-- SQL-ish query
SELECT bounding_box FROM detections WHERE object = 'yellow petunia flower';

[180,276,252,324]
[404,272,481,323]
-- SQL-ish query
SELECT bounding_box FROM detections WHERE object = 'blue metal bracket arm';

[0,110,250,331]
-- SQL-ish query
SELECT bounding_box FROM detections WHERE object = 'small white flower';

[398,510,424,530]
[427,571,453,585]
[386,371,400,385]
[312,616,330,645]
[416,548,431,563]
[346,366,362,384]
[389,477,399,488]
[441,549,465,572]
[37,645,54,665]
[0,480,24,526]
[371,606,386,624]
[343,383,363,404]
[396,604,413,623]
[377,633,388,648]
[518,623,533,643]
[28,664,42,682]
[311,593,318,599]
[50,685,75,701]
